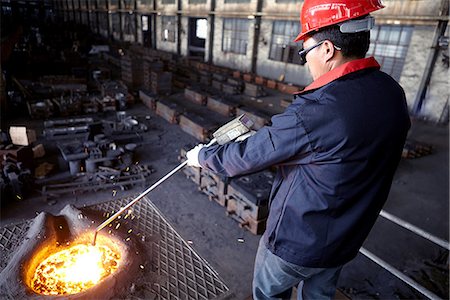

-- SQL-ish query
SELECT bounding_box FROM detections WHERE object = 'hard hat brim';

[294,32,305,42]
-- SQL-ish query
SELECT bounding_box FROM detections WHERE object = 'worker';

[186,0,411,298]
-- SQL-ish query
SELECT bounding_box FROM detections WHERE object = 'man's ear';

[322,40,336,63]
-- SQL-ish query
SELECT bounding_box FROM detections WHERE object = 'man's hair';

[310,25,370,59]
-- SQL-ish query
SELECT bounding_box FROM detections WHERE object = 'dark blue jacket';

[198,58,410,267]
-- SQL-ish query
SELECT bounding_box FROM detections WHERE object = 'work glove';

[186,144,205,168]
[235,130,256,142]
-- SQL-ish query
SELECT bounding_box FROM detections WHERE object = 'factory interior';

[0,0,448,299]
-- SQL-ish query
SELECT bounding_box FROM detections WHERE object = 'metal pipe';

[92,160,189,245]
[379,210,450,250]
[359,248,442,300]
[92,138,217,245]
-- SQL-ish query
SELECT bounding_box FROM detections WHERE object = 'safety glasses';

[298,40,341,65]
[298,40,326,65]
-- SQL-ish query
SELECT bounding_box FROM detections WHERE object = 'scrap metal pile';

[40,111,153,202]
[22,78,134,119]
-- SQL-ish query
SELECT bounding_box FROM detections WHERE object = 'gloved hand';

[235,130,256,142]
[186,144,205,168]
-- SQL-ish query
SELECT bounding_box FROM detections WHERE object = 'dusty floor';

[1,103,448,299]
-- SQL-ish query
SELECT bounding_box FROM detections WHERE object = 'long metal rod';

[379,210,450,250]
[359,248,442,300]
[92,139,216,245]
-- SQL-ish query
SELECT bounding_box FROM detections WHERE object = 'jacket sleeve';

[198,108,313,177]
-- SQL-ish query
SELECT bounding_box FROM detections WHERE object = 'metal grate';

[0,221,32,271]
[0,197,229,300]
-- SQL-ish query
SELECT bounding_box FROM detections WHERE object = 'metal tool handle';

[92,138,217,245]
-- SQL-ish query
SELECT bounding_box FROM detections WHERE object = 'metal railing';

[359,209,448,300]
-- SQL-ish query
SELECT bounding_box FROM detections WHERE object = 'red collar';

[295,57,380,94]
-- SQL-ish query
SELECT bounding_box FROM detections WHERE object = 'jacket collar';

[295,57,380,95]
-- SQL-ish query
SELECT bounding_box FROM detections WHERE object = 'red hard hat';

[294,0,385,42]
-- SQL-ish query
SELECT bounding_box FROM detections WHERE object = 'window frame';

[269,20,302,65]
[367,25,413,81]
[222,18,250,55]
[161,15,176,43]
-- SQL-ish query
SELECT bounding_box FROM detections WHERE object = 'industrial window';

[81,12,89,25]
[224,0,250,3]
[97,0,107,9]
[142,15,149,31]
[196,19,207,39]
[222,18,249,55]
[112,13,120,33]
[122,0,135,9]
[110,0,119,8]
[189,0,207,3]
[138,0,153,6]
[123,13,136,36]
[269,20,302,64]
[90,12,98,31]
[367,25,413,81]
[161,16,176,43]
[98,12,109,31]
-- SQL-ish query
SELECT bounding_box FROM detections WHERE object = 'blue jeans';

[253,238,343,300]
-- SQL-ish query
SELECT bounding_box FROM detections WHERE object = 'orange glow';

[30,242,121,295]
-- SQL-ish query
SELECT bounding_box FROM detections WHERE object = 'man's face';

[302,37,327,81]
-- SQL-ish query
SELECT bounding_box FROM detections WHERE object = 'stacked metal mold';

[244,82,267,98]
[179,146,272,235]
[140,84,272,144]
[121,54,145,89]
[151,71,172,95]
[143,60,164,88]
[225,171,273,235]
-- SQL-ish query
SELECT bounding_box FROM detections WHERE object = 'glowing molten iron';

[31,243,121,295]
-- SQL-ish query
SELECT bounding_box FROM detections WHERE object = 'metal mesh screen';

[0,221,32,271]
[0,196,230,300]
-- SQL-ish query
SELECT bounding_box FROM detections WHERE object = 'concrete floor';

[1,103,448,299]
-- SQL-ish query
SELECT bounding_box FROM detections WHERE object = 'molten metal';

[30,239,121,295]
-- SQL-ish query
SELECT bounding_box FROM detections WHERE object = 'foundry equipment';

[92,114,254,245]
